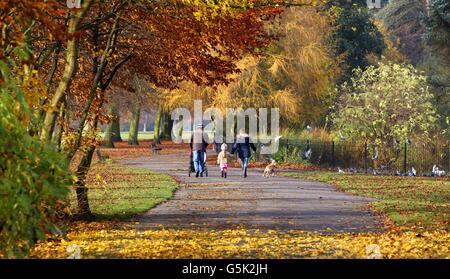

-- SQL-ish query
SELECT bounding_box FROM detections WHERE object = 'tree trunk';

[161,112,169,139]
[103,105,115,148]
[52,97,66,151]
[74,103,104,217]
[111,109,122,142]
[128,103,140,145]
[31,42,61,137]
[66,12,122,161]
[40,37,78,141]
[40,8,87,142]
[153,106,162,146]
[75,145,95,216]
[160,111,173,140]
[45,42,62,88]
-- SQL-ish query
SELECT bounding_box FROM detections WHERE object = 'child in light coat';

[217,143,230,178]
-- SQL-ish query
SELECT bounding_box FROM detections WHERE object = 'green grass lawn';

[68,160,177,218]
[98,131,154,141]
[283,172,450,231]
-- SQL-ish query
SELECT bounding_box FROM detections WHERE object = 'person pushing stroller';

[190,124,209,177]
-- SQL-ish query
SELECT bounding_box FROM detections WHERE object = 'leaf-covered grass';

[31,222,450,259]
[68,161,178,218]
[283,172,450,231]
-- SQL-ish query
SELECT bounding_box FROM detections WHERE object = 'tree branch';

[101,53,133,91]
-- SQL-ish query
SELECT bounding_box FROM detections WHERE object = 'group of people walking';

[190,125,256,178]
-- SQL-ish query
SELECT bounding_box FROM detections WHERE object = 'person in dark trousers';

[190,124,209,177]
[231,128,256,178]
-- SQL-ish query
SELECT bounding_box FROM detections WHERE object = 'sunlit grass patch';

[67,161,178,218]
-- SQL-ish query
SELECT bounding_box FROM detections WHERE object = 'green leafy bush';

[0,63,70,258]
[333,62,438,167]
[271,145,305,164]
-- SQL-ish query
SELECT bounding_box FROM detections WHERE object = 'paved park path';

[122,153,384,233]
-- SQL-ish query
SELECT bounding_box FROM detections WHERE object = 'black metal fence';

[255,139,450,175]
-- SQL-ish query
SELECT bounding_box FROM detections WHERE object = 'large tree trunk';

[161,111,170,140]
[153,106,162,146]
[111,109,122,142]
[160,111,173,140]
[74,145,95,216]
[128,102,140,145]
[74,107,103,216]
[69,4,127,216]
[103,102,122,147]
[103,105,115,148]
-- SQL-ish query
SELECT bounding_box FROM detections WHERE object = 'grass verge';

[282,172,450,231]
[68,160,178,218]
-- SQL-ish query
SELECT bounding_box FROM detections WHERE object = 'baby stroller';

[188,151,208,177]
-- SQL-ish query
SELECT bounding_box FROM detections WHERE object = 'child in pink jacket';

[217,143,230,178]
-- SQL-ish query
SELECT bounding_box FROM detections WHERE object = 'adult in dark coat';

[231,128,256,178]
[190,125,209,177]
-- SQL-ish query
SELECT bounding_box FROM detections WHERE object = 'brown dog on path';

[263,160,276,177]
